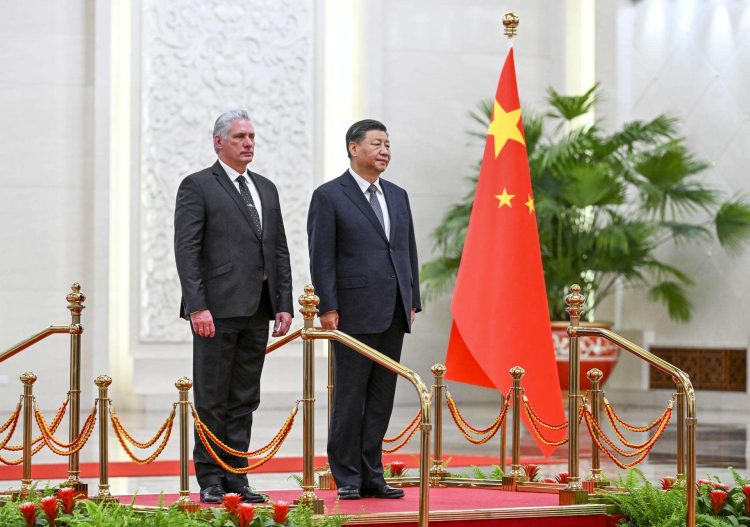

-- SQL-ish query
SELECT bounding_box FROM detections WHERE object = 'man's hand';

[273,312,293,337]
[190,309,215,338]
[320,310,339,330]
[411,308,417,325]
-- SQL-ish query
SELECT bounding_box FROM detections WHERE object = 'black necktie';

[367,184,386,234]
[236,175,262,237]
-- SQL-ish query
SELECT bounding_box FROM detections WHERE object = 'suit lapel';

[212,162,262,241]
[340,172,389,244]
[381,179,401,242]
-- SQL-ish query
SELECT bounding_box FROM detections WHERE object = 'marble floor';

[2,393,747,497]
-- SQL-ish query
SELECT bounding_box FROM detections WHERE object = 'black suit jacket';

[307,171,421,334]
[174,161,293,320]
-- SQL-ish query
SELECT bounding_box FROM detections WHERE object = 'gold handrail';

[573,326,696,527]
[303,327,432,527]
[0,325,79,364]
[265,328,303,354]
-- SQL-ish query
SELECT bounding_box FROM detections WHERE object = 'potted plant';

[421,85,750,388]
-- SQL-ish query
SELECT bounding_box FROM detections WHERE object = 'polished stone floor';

[2,392,747,496]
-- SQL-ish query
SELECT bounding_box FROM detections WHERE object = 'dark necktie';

[236,175,262,237]
[367,184,386,234]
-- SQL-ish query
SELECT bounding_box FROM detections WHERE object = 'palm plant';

[421,85,750,321]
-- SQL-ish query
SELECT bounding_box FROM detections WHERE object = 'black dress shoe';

[199,484,226,504]
[226,486,266,503]
[361,485,405,499]
[337,486,361,500]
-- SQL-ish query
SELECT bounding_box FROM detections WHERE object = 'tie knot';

[236,175,245,183]
[368,184,378,195]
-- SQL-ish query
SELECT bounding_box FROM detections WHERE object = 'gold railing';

[263,285,433,527]
[561,284,697,527]
[0,283,87,495]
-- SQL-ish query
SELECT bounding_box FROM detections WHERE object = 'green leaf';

[715,198,750,254]
[648,281,693,322]
[546,84,598,121]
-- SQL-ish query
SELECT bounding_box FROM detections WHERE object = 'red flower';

[743,484,750,513]
[713,482,730,491]
[660,477,675,490]
[710,489,728,514]
[543,477,556,483]
[697,479,713,488]
[237,503,255,527]
[19,502,36,527]
[522,464,539,481]
[389,460,406,477]
[223,492,242,515]
[555,472,569,484]
[40,495,59,524]
[273,500,289,523]
[56,487,77,514]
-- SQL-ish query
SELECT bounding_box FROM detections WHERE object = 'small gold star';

[525,195,535,214]
[495,188,515,208]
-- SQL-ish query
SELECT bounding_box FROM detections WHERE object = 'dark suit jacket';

[174,161,293,320]
[307,171,421,334]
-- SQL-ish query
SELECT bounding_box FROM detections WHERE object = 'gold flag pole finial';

[503,12,519,39]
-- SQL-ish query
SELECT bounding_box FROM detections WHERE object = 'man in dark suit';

[174,110,293,504]
[307,119,421,500]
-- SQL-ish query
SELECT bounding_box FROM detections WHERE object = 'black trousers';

[327,297,407,490]
[192,286,271,490]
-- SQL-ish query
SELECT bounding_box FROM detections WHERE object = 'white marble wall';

[0,2,97,410]
[597,1,750,398]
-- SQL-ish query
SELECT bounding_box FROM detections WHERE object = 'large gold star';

[487,100,526,158]
[525,195,535,214]
[495,188,515,208]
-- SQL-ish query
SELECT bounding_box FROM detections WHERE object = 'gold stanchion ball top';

[298,284,320,320]
[503,12,519,38]
[94,375,112,388]
[564,284,586,318]
[431,363,447,376]
[20,372,37,385]
[175,377,193,391]
[67,282,86,311]
[586,368,603,382]
[509,365,525,379]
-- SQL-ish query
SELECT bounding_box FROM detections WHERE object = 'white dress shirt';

[349,168,390,240]
[219,159,263,228]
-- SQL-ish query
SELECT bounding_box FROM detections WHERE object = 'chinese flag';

[445,48,565,456]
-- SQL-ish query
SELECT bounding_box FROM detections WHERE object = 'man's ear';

[214,135,222,152]
[348,140,358,158]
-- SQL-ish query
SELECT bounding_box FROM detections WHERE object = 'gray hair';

[213,109,252,153]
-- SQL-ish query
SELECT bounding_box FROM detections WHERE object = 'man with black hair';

[307,119,421,500]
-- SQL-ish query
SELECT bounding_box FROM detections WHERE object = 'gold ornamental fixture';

[503,12,519,38]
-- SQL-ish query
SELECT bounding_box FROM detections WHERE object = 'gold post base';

[295,492,325,514]
[501,475,526,491]
[559,487,589,505]
[317,470,336,490]
[92,495,119,505]
[176,495,200,513]
[584,474,609,490]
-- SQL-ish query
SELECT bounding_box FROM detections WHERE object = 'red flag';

[445,47,565,456]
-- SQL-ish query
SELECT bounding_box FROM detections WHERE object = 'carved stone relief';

[139,0,314,342]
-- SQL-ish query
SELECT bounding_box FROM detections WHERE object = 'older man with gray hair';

[174,110,293,504]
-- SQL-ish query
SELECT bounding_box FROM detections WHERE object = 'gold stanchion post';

[17,372,37,498]
[316,342,335,490]
[430,363,448,483]
[93,375,116,503]
[65,283,87,496]
[502,366,526,489]
[175,377,199,511]
[295,285,324,513]
[560,284,588,505]
[500,419,508,473]
[673,383,687,488]
[584,368,608,489]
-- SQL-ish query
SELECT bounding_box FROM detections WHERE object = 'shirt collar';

[349,168,382,194]
[219,158,246,181]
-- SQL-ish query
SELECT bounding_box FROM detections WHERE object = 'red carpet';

[0,454,564,481]
[121,487,620,527]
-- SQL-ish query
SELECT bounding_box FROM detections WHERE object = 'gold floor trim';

[344,504,609,524]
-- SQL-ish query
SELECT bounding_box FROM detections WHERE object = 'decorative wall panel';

[139,0,314,341]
